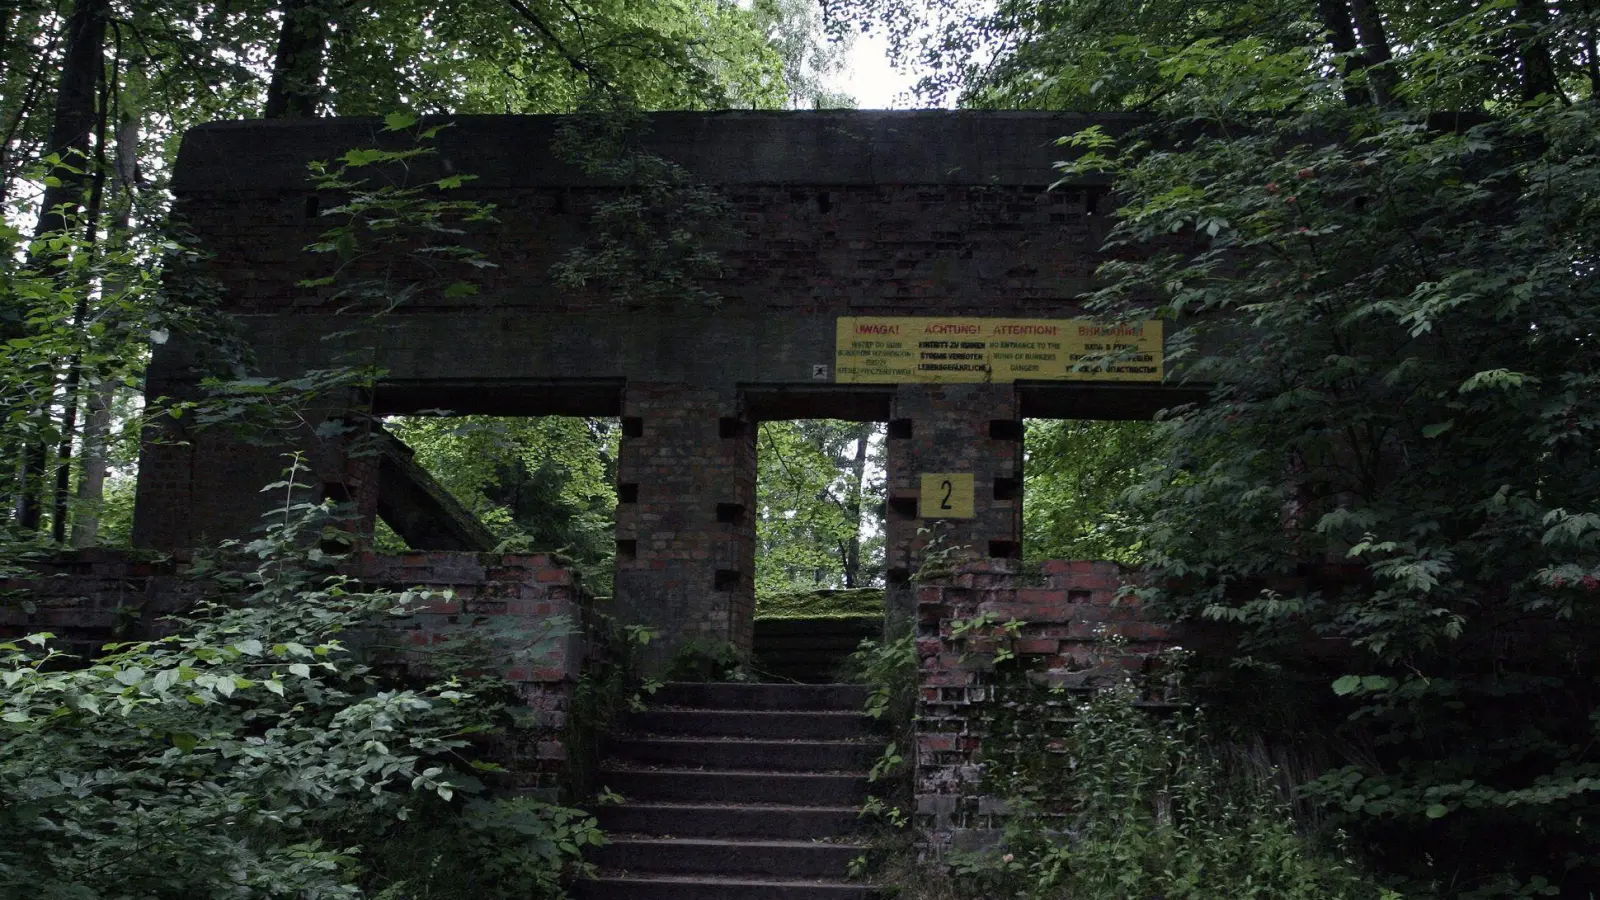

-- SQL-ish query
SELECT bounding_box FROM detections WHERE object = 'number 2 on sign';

[920,473,975,518]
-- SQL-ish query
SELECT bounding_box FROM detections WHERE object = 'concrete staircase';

[580,682,880,899]
[752,618,880,683]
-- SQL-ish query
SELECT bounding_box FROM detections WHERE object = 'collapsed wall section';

[1,551,587,792]
[913,560,1176,853]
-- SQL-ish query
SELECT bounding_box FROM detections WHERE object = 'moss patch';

[756,587,885,620]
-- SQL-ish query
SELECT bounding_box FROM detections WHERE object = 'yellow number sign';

[921,473,975,519]
[835,317,1163,384]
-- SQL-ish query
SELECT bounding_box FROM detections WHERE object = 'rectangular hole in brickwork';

[616,539,638,561]
[305,194,320,218]
[716,502,745,524]
[714,569,742,591]
[754,419,886,599]
[1068,589,1092,604]
[887,567,911,585]
[993,477,1020,501]
[988,540,1021,559]
[719,417,746,439]
[887,496,918,519]
[887,418,913,439]
[618,483,639,504]
[989,419,1023,441]
[621,416,643,438]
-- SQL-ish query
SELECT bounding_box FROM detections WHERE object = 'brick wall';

[0,550,196,659]
[913,559,1174,853]
[355,551,585,790]
[139,111,1195,680]
[1,549,587,793]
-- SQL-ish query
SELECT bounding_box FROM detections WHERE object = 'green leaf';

[288,663,312,679]
[1332,675,1362,696]
[383,111,419,132]
[1421,421,1454,439]
[1425,804,1449,819]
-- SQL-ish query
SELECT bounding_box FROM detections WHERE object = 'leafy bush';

[1070,66,1600,896]
[0,490,599,900]
[846,634,918,841]
[951,677,1396,900]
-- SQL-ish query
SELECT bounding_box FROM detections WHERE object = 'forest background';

[1,0,1598,897]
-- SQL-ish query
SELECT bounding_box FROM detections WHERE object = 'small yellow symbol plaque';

[921,473,976,519]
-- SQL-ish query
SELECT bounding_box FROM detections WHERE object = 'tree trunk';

[264,0,330,118]
[1315,0,1369,106]
[840,423,870,588]
[49,54,117,543]
[70,111,137,548]
[1347,0,1398,105]
[1512,0,1561,101]
[29,0,107,246]
[12,0,108,532]
[1587,19,1600,99]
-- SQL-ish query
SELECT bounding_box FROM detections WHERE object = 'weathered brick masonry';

[914,559,1174,852]
[1,551,587,790]
[135,111,1200,655]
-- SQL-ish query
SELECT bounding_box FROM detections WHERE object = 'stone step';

[596,768,869,807]
[752,630,876,643]
[598,803,862,841]
[628,709,871,740]
[752,652,855,682]
[608,737,879,772]
[753,618,879,638]
[592,837,864,879]
[575,874,877,900]
[651,682,868,712]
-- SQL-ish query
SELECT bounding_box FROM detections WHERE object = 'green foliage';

[298,112,498,315]
[1055,26,1600,900]
[1,0,846,545]
[662,637,752,683]
[757,420,886,592]
[385,415,620,593]
[1023,420,1162,565]
[755,588,885,619]
[850,632,917,726]
[0,477,599,900]
[846,633,918,835]
[568,620,659,801]
[550,110,741,310]
[950,678,1394,900]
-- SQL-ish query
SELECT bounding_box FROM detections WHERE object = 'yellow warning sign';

[921,473,975,519]
[834,317,1163,384]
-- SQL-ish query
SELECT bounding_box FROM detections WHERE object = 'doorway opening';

[752,418,887,681]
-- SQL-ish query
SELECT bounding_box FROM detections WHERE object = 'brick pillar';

[884,384,1023,634]
[614,384,757,661]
